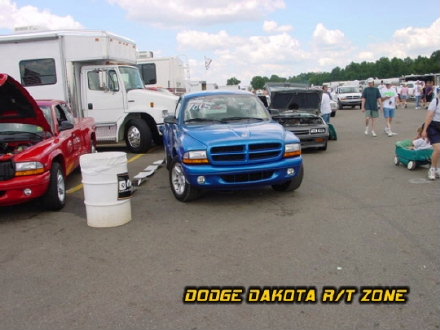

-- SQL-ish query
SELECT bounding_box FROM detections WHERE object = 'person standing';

[414,81,422,109]
[424,81,434,109]
[320,85,332,124]
[399,83,409,108]
[362,77,382,136]
[422,96,440,180]
[381,81,400,136]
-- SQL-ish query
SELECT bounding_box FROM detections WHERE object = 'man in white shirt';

[320,85,332,124]
[381,81,399,136]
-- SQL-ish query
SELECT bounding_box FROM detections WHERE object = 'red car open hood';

[0,73,52,133]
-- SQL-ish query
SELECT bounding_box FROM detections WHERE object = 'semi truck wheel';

[125,119,152,153]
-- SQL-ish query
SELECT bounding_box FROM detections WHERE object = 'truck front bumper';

[0,172,50,206]
[182,156,303,189]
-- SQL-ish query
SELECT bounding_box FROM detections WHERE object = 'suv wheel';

[169,158,201,202]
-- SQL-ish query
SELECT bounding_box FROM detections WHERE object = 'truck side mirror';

[59,120,74,131]
[98,70,108,90]
[164,115,177,124]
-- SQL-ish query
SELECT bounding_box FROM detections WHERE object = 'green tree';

[250,76,268,90]
[226,77,241,85]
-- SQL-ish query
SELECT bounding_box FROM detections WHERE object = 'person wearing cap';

[381,81,399,136]
[362,77,382,136]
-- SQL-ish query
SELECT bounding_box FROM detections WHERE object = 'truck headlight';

[311,128,327,134]
[183,150,209,164]
[15,161,45,176]
[284,143,301,158]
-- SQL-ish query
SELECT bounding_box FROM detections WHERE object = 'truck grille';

[346,96,360,100]
[221,171,274,183]
[210,143,282,164]
[292,129,309,135]
[0,160,15,181]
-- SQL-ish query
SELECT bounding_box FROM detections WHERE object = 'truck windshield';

[119,66,145,91]
[339,87,358,93]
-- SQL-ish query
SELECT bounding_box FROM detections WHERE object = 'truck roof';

[0,29,135,45]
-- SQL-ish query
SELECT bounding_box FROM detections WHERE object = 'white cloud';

[0,0,83,30]
[177,29,309,85]
[263,20,293,33]
[108,0,286,27]
[177,30,243,51]
[312,23,346,47]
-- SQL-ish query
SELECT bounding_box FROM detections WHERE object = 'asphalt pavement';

[0,102,439,330]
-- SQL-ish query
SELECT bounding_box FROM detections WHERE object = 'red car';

[0,74,96,210]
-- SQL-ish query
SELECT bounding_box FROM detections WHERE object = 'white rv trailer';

[137,53,187,95]
[0,30,178,152]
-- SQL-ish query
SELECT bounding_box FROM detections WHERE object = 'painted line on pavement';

[66,150,157,194]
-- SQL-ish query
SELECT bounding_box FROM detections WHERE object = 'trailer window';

[137,63,157,85]
[19,58,56,86]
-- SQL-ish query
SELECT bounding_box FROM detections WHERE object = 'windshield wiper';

[185,118,222,124]
[220,117,264,123]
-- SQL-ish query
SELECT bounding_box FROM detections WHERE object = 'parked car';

[333,85,362,109]
[264,83,329,151]
[0,74,96,210]
[162,90,303,202]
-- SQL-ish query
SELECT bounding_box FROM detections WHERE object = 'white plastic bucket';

[80,152,132,228]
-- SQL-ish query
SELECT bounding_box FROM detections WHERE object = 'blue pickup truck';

[162,90,304,201]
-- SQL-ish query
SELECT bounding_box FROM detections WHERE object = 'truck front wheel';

[125,119,152,153]
[169,158,201,202]
[43,162,66,211]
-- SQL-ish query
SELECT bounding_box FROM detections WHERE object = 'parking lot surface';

[1,103,439,330]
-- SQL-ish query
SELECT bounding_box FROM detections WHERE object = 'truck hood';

[269,89,321,115]
[127,89,178,113]
[184,121,292,147]
[0,73,51,132]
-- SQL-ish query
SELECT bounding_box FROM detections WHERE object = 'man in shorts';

[381,81,399,136]
[362,77,382,136]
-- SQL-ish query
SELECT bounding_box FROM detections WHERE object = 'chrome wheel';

[56,169,66,203]
[127,126,141,149]
[171,162,186,195]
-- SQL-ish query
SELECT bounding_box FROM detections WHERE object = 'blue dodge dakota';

[162,90,303,201]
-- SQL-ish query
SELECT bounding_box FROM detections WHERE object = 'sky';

[0,0,439,87]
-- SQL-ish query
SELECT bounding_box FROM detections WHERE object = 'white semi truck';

[0,30,178,153]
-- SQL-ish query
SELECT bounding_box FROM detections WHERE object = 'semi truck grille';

[0,160,15,181]
[210,143,282,164]
[221,171,274,183]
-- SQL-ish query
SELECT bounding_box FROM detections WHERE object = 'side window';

[55,105,68,124]
[87,71,103,91]
[19,58,56,86]
[138,63,156,85]
[87,70,119,91]
[175,98,183,119]
[59,104,75,124]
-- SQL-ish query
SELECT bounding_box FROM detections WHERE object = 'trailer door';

[82,68,125,123]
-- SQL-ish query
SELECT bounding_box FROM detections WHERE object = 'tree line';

[242,50,440,90]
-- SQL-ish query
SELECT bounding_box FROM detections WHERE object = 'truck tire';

[125,119,152,153]
[338,101,343,110]
[43,162,66,211]
[169,157,201,202]
[272,164,303,192]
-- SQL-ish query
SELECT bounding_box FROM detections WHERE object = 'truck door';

[82,68,125,123]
